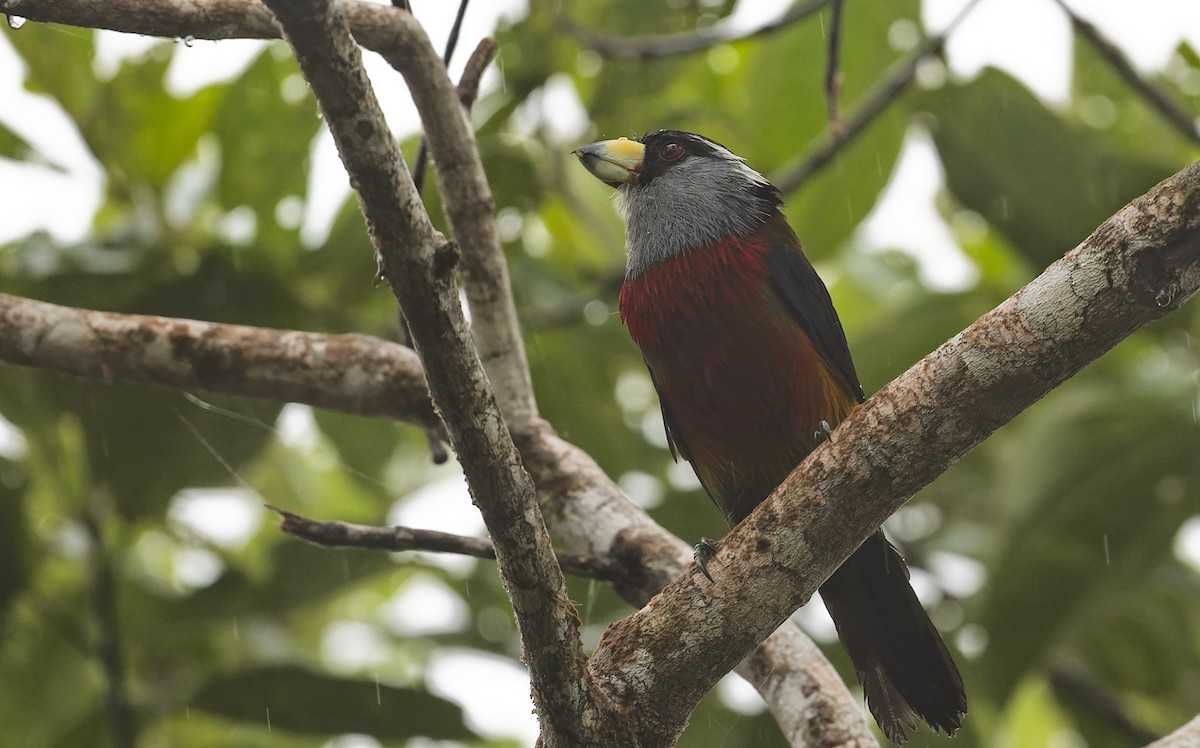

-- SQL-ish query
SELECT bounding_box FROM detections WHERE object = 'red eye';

[660,143,683,161]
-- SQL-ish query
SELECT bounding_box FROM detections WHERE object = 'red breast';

[619,217,856,523]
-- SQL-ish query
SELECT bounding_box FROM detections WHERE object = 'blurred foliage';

[1,1,1200,746]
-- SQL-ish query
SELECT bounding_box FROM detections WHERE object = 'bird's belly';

[641,299,852,522]
[620,235,857,522]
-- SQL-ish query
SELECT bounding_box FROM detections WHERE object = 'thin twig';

[409,36,495,464]
[561,0,830,60]
[413,0,471,195]
[455,37,497,110]
[403,0,470,462]
[773,0,983,194]
[269,505,629,583]
[365,17,538,431]
[1052,0,1200,145]
[823,0,844,140]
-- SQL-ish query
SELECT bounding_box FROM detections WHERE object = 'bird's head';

[574,130,783,278]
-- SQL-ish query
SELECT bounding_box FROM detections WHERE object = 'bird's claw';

[813,419,833,445]
[694,537,718,582]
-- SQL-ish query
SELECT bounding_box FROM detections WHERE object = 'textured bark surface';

[0,293,441,429]
[3,1,1199,746]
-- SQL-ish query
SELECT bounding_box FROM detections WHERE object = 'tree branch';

[823,0,844,140]
[256,1,587,744]
[772,0,982,194]
[269,505,631,584]
[410,0,470,195]
[1052,0,1200,145]
[561,0,830,60]
[355,10,538,431]
[0,292,443,431]
[1148,715,1200,747]
[586,162,1200,745]
[0,0,284,38]
[512,421,879,746]
[1049,666,1159,743]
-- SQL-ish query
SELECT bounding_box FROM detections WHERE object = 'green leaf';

[6,24,98,119]
[976,383,1200,700]
[70,382,280,520]
[162,537,394,621]
[191,665,476,740]
[0,608,101,746]
[212,46,321,237]
[917,68,1171,267]
[0,121,62,170]
[89,48,224,191]
[744,0,917,254]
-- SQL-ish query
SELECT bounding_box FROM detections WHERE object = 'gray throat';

[617,159,778,278]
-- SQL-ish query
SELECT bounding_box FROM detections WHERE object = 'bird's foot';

[813,419,833,445]
[694,537,718,582]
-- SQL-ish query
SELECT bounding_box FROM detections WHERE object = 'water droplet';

[183,35,195,47]
[5,15,26,29]
[1156,288,1174,307]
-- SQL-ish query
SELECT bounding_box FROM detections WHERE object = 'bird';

[574,130,967,743]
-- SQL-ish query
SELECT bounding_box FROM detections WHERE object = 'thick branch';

[0,292,442,430]
[514,422,878,746]
[257,0,588,744]
[587,162,1200,745]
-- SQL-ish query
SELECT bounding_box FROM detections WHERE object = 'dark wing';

[645,357,729,515]
[643,358,692,463]
[766,241,865,403]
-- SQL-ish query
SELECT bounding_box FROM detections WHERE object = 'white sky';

[2,0,1199,743]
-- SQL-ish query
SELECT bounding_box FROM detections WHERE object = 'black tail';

[819,531,967,743]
